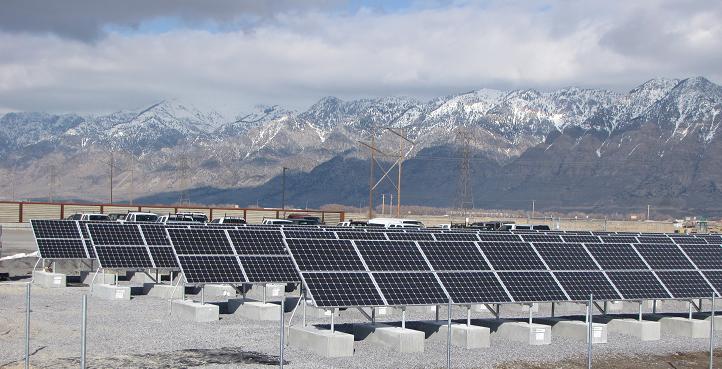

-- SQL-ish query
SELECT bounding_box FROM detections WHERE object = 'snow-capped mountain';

[1,77,722,214]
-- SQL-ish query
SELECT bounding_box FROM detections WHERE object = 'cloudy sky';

[0,0,720,115]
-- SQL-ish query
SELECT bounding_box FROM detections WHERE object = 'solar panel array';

[86,223,180,270]
[31,220,93,259]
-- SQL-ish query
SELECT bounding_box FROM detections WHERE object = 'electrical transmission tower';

[456,127,474,215]
[49,165,57,203]
[178,151,191,205]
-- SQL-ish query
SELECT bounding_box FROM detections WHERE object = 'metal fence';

[0,201,344,225]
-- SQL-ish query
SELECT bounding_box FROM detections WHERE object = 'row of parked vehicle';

[64,211,326,225]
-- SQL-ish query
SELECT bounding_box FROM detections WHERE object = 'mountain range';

[1,76,721,216]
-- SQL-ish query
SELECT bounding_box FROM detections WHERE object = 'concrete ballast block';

[704,315,722,331]
[92,283,131,301]
[607,319,660,341]
[32,270,66,288]
[202,284,236,298]
[172,300,219,322]
[659,317,710,338]
[287,326,354,358]
[143,283,185,299]
[353,323,425,353]
[407,321,490,349]
[538,319,606,344]
[495,322,551,345]
[81,271,117,285]
[230,300,281,321]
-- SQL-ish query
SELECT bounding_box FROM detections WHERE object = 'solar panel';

[676,243,722,270]
[87,223,145,245]
[560,235,602,243]
[418,241,490,271]
[433,233,479,242]
[177,255,246,284]
[140,224,173,245]
[32,219,80,239]
[497,271,568,302]
[148,246,179,268]
[697,235,722,243]
[533,243,599,270]
[372,272,448,305]
[701,271,722,295]
[477,242,547,270]
[304,272,385,307]
[655,271,715,298]
[386,232,434,241]
[437,272,511,303]
[86,223,155,269]
[285,239,365,271]
[553,271,621,300]
[238,256,300,282]
[606,271,671,299]
[520,234,563,243]
[284,230,337,240]
[94,246,154,269]
[670,237,708,245]
[228,229,286,255]
[335,231,388,240]
[477,234,522,242]
[585,243,649,270]
[599,235,638,244]
[30,220,92,259]
[36,239,87,259]
[638,236,673,244]
[355,241,430,271]
[633,243,695,269]
[167,228,234,255]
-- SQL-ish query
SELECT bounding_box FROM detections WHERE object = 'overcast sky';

[0,0,720,115]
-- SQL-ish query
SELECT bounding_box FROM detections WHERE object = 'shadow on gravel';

[37,347,285,369]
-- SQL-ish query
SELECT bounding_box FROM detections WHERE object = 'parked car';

[158,214,196,223]
[210,217,247,225]
[107,213,127,221]
[287,213,324,224]
[367,218,424,229]
[175,212,208,223]
[498,223,550,231]
[121,212,159,223]
[65,213,110,221]
[262,219,293,225]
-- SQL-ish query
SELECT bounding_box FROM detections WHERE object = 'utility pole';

[178,150,191,205]
[455,127,474,216]
[49,165,57,203]
[390,193,394,215]
[381,194,385,215]
[281,167,288,215]
[647,204,650,220]
[532,200,536,219]
[369,130,375,219]
[397,128,403,217]
[109,151,114,203]
[11,166,16,201]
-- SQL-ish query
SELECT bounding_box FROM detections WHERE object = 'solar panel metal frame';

[31,219,93,260]
[86,223,156,270]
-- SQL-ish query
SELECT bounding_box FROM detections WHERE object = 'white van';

[262,219,293,225]
[120,212,159,223]
[499,224,551,231]
[367,218,424,229]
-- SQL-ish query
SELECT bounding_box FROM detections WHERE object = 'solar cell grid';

[386,232,434,241]
[633,243,695,269]
[497,271,568,302]
[36,239,87,259]
[477,242,547,270]
[87,223,144,245]
[477,234,522,242]
[585,243,648,270]
[284,230,337,240]
[521,234,563,243]
[178,255,246,284]
[95,246,154,269]
[533,243,599,270]
[148,247,179,268]
[238,256,300,282]
[600,236,638,244]
[228,229,286,255]
[437,272,511,303]
[167,228,234,255]
[433,233,479,241]
[286,239,365,271]
[560,235,602,243]
[335,231,388,240]
[606,271,671,299]
[638,236,673,244]
[31,219,81,239]
[676,243,722,270]
[140,224,172,245]
[670,237,708,245]
[372,272,448,305]
[418,241,490,271]
[304,272,385,307]
[355,240,430,271]
[553,271,621,300]
[701,271,722,295]
[655,271,715,298]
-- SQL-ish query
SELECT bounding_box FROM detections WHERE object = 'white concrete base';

[659,317,710,338]
[127,271,150,284]
[306,305,341,319]
[353,323,425,353]
[32,270,66,288]
[171,300,219,322]
[143,283,185,299]
[81,271,117,285]
[92,283,131,301]
[605,301,623,313]
[495,322,551,345]
[202,284,236,299]
[407,321,490,349]
[519,303,539,313]
[606,319,660,341]
[704,315,722,331]
[287,326,354,358]
[538,319,606,344]
[230,300,281,321]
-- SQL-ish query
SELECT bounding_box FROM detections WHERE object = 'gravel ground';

[1,281,720,369]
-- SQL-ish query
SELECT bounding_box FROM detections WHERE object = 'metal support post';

[263,284,267,304]
[710,293,716,369]
[402,307,406,329]
[279,298,285,368]
[638,302,643,321]
[496,304,501,320]
[330,309,335,333]
[201,286,205,305]
[690,301,694,320]
[371,307,376,324]
[24,283,30,369]
[603,301,608,315]
[81,294,87,369]
[551,302,555,318]
[436,305,440,321]
[467,306,471,327]
[302,296,307,327]
[587,294,593,369]
[653,300,657,314]
[447,299,452,369]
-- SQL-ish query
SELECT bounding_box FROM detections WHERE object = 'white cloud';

[0,0,721,114]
